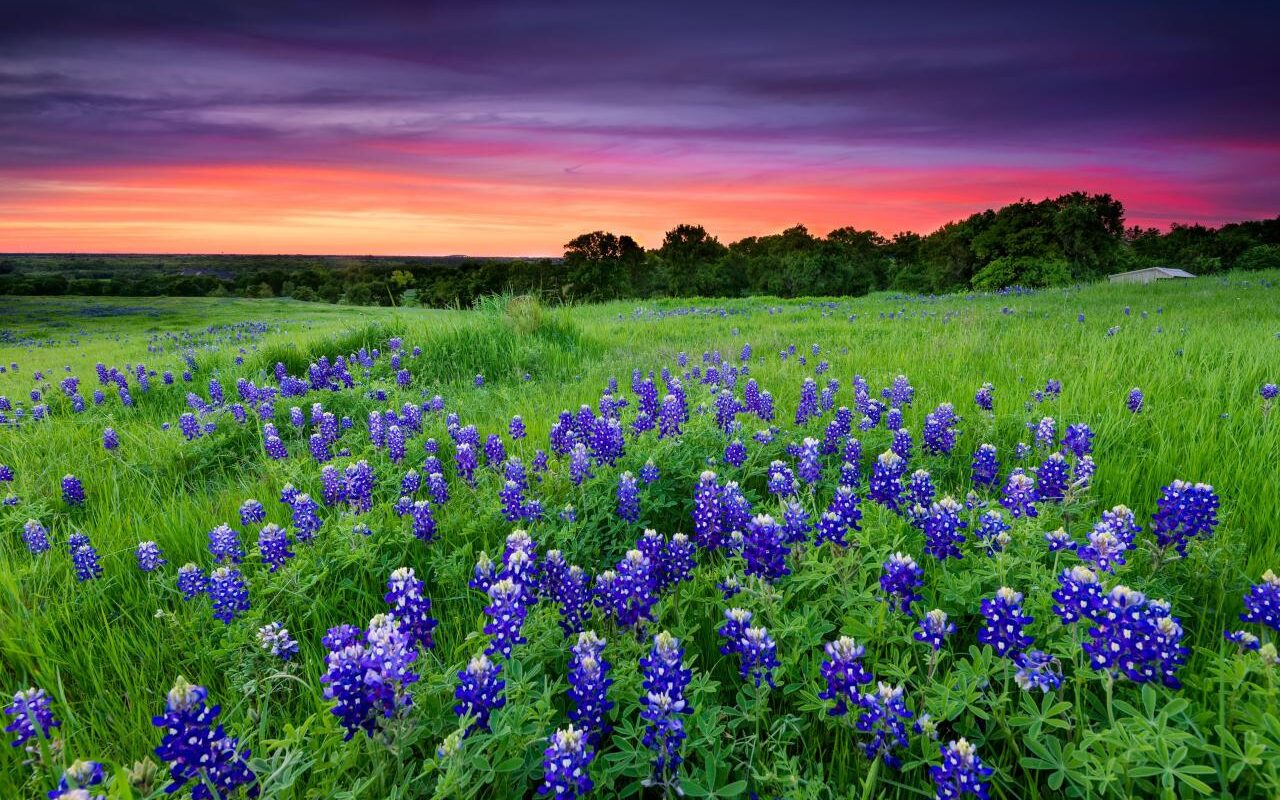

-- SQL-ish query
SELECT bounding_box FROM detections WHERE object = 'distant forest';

[2,193,1277,307]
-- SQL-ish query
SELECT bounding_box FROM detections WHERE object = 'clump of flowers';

[151,677,257,800]
[819,636,873,716]
[385,567,439,652]
[856,682,913,769]
[1151,480,1219,560]
[4,686,60,748]
[136,541,166,572]
[999,470,1038,518]
[1240,570,1280,632]
[978,587,1034,658]
[1083,586,1187,687]
[209,567,249,624]
[257,622,299,661]
[454,653,505,735]
[640,632,691,791]
[540,725,595,799]
[321,615,419,739]
[567,632,613,744]
[880,552,923,614]
[930,738,993,800]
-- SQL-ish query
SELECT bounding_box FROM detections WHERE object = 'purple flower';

[509,415,526,440]
[1014,649,1062,693]
[869,451,906,511]
[257,622,299,661]
[207,523,243,564]
[483,579,528,659]
[102,427,119,451]
[1052,566,1104,625]
[72,542,102,582]
[151,678,257,800]
[923,497,967,561]
[973,511,1010,555]
[567,632,613,744]
[1240,570,1280,632]
[723,439,747,468]
[22,519,51,554]
[1127,387,1144,413]
[731,626,779,688]
[970,444,1000,489]
[999,470,1038,518]
[1083,586,1187,687]
[290,494,321,541]
[974,382,994,412]
[856,682,913,769]
[658,393,684,438]
[177,563,207,600]
[640,632,690,788]
[1151,480,1219,559]
[767,460,797,498]
[930,738,993,800]
[880,552,923,614]
[1062,423,1095,458]
[795,378,820,426]
[385,567,438,651]
[239,499,265,526]
[890,428,913,461]
[321,614,419,739]
[454,653,505,735]
[915,609,956,651]
[136,541,165,572]
[922,404,958,455]
[743,514,789,583]
[61,474,85,506]
[978,587,1034,658]
[209,567,249,624]
[639,460,660,484]
[5,687,60,748]
[616,471,640,523]
[796,437,822,485]
[819,636,873,716]
[692,470,724,549]
[539,726,595,798]
[257,524,293,572]
[1033,417,1056,449]
[1034,452,1071,502]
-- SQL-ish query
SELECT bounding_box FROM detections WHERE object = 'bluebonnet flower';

[102,427,119,451]
[208,524,243,564]
[289,494,321,541]
[1062,423,1095,458]
[819,636,873,716]
[1240,570,1280,632]
[869,451,906,511]
[1044,527,1074,553]
[484,579,528,658]
[733,626,779,688]
[978,587,1034,658]
[455,443,478,486]
[661,534,695,586]
[179,413,203,441]
[999,470,1038,518]
[177,563,207,600]
[658,394,684,438]
[1224,630,1261,652]
[795,378,820,426]
[640,632,690,789]
[1050,566,1104,626]
[1035,452,1071,502]
[974,383,994,412]
[257,524,293,572]
[1152,480,1219,559]
[319,465,346,507]
[970,444,999,489]
[890,428,913,461]
[72,542,102,582]
[717,574,741,600]
[880,552,923,614]
[0,464,11,482]
[1014,442,1031,460]
[616,472,640,523]
[310,433,332,464]
[61,475,85,506]
[1014,650,1062,693]
[796,437,822,485]
[714,389,739,434]
[1033,417,1056,449]
[209,567,249,624]
[344,460,375,513]
[609,549,657,630]
[639,460,660,484]
[152,678,257,800]
[257,622,299,661]
[539,726,595,798]
[1083,586,1187,687]
[400,469,421,497]
[239,499,265,526]
[4,687,60,748]
[856,682,913,769]
[484,433,506,467]
[23,519,51,554]
[923,497,967,561]
[922,404,958,455]
[567,632,613,744]
[453,653,505,736]
[718,607,753,655]
[767,460,796,498]
[1074,454,1096,487]
[692,470,724,549]
[906,469,936,510]
[509,415,526,440]
[723,439,747,468]
[915,609,956,651]
[50,758,106,797]
[1127,387,1144,413]
[883,375,915,409]
[321,614,419,739]
[931,738,993,800]
[386,567,439,651]
[744,514,789,582]
[973,511,1011,556]
[136,541,165,572]
[426,472,449,505]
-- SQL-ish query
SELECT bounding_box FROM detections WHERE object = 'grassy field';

[1,274,1279,799]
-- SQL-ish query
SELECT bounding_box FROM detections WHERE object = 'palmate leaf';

[1007,691,1073,739]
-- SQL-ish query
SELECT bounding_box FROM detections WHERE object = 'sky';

[1,1,1277,256]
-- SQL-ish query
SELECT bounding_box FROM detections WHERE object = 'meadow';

[1,274,1279,799]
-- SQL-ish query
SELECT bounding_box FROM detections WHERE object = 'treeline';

[2,193,1277,305]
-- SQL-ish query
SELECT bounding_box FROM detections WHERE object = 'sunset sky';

[2,1,1278,255]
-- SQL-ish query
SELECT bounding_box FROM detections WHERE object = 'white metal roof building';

[1108,266,1197,284]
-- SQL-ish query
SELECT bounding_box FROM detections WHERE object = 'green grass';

[1,275,1279,799]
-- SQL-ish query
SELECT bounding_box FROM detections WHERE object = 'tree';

[563,231,644,299]
[656,224,728,296]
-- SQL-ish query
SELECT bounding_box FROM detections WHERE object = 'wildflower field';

[2,274,1279,800]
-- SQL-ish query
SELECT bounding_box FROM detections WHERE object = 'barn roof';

[1109,266,1197,279]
